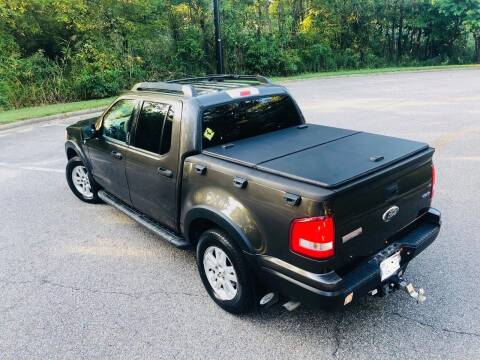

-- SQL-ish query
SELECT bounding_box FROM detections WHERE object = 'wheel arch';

[65,141,91,170]
[66,147,78,160]
[184,206,255,254]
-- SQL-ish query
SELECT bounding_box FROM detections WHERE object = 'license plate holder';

[380,251,401,281]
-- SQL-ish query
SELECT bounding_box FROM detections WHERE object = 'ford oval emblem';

[382,206,400,222]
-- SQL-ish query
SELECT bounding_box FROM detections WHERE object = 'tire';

[66,156,101,203]
[197,228,255,314]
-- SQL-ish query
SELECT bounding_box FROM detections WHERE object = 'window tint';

[134,101,172,155]
[202,95,302,148]
[102,100,136,142]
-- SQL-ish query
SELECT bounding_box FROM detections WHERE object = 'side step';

[98,190,190,249]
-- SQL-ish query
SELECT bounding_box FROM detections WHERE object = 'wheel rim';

[71,165,94,199]
[203,246,239,301]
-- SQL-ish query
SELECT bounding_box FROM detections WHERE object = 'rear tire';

[197,228,255,314]
[66,156,101,203]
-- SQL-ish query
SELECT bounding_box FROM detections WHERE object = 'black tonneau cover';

[203,124,429,188]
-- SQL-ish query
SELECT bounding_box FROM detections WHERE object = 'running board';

[98,190,190,249]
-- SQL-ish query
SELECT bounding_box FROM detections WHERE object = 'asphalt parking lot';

[1,68,479,359]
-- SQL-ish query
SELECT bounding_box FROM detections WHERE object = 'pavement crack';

[1,276,203,300]
[332,312,345,357]
[0,303,21,314]
[391,311,435,329]
[441,328,480,338]
[144,289,203,298]
[392,311,480,338]
[39,279,138,298]
[38,279,203,300]
[0,279,36,286]
[0,296,28,314]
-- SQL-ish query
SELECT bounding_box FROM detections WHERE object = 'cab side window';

[102,100,136,142]
[133,101,173,155]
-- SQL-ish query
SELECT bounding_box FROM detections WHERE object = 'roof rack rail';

[167,74,272,85]
[131,82,197,97]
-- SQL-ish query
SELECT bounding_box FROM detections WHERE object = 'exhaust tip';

[282,301,301,311]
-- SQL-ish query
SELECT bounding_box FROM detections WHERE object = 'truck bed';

[203,124,429,188]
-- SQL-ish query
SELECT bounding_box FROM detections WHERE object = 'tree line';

[0,0,479,110]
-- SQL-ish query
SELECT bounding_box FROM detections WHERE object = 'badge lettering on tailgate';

[382,205,400,222]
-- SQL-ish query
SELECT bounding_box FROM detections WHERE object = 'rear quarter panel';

[181,154,335,271]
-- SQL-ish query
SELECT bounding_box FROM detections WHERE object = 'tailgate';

[332,151,434,271]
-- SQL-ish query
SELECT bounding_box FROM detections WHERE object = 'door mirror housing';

[83,123,99,140]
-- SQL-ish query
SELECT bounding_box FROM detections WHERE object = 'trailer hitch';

[389,275,427,304]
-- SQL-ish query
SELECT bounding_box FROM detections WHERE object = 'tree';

[0,0,478,109]
[436,0,480,62]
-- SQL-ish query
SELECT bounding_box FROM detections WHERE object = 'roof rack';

[131,75,272,97]
[131,82,197,97]
[168,74,272,85]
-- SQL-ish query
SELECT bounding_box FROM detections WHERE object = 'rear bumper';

[255,208,441,310]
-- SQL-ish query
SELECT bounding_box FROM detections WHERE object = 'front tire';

[197,229,255,314]
[66,156,101,203]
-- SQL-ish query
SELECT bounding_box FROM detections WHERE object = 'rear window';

[202,95,302,148]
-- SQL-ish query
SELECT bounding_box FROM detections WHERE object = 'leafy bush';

[301,44,336,72]
[74,70,125,99]
[0,81,10,110]
[337,49,362,69]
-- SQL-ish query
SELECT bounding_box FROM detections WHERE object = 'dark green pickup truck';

[65,75,441,313]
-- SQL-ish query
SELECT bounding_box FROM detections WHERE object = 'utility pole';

[213,0,224,74]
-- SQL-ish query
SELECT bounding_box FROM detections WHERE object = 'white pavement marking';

[16,127,34,133]
[30,158,66,166]
[0,162,63,174]
[22,166,64,173]
[40,123,67,128]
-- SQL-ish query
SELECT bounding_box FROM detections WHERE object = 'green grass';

[0,97,114,125]
[272,64,480,82]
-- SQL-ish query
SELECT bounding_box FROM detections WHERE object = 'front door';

[126,100,180,229]
[86,99,137,204]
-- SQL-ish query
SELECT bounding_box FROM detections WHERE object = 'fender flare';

[65,141,91,170]
[183,206,256,254]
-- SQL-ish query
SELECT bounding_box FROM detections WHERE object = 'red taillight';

[290,216,335,260]
[240,90,251,96]
[431,164,436,199]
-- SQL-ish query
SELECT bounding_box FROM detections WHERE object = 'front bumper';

[256,208,441,310]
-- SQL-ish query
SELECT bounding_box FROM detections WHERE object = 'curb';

[0,106,107,131]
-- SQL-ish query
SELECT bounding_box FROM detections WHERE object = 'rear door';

[86,99,137,204]
[126,100,180,229]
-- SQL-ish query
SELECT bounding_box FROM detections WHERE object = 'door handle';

[157,167,173,178]
[194,164,207,175]
[111,151,123,160]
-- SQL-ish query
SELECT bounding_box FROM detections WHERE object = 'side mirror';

[83,123,99,140]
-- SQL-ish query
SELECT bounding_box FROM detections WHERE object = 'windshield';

[202,94,303,148]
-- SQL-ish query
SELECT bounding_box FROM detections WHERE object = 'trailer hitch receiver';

[391,276,427,304]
